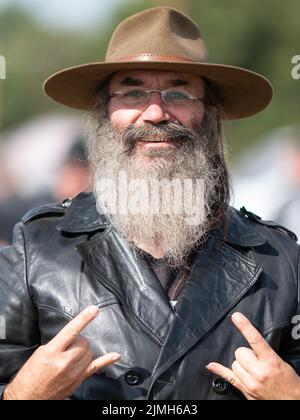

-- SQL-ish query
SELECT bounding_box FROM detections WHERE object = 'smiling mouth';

[137,140,179,147]
[137,139,177,144]
[140,140,172,143]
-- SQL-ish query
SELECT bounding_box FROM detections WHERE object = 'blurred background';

[0,0,299,245]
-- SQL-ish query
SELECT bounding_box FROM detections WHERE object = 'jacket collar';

[214,206,267,247]
[57,192,267,247]
[57,192,108,233]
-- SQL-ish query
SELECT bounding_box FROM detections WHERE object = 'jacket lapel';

[148,234,263,389]
[76,228,176,346]
[147,209,267,392]
[59,193,175,345]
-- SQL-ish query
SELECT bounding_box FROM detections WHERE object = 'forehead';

[109,69,205,91]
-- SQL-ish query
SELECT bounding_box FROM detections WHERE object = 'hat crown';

[106,7,208,63]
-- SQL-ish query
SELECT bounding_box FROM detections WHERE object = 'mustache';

[119,122,199,155]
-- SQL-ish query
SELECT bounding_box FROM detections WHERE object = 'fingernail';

[206,363,214,369]
[111,353,121,362]
[232,312,243,323]
[88,305,100,315]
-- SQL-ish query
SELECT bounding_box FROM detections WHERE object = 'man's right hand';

[3,305,121,400]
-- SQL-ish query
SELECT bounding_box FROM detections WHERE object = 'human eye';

[124,89,145,98]
[166,90,189,101]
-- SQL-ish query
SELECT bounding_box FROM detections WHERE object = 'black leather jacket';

[0,192,299,400]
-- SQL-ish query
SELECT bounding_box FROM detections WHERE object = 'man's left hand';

[206,312,300,400]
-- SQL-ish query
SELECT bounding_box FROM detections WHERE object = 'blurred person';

[232,126,300,240]
[0,7,300,401]
[277,191,300,236]
[0,130,90,244]
[275,127,300,236]
[52,138,90,201]
[1,114,83,200]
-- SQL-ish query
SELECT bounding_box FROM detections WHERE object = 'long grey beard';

[87,116,229,268]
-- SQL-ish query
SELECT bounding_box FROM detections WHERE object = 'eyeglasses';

[109,89,205,107]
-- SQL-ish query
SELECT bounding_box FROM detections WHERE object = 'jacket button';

[212,378,228,395]
[125,370,141,386]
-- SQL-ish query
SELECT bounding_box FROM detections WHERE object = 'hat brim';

[43,61,273,120]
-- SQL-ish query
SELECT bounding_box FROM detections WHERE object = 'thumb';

[206,363,255,400]
[85,352,121,378]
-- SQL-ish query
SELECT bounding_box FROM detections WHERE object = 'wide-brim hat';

[43,7,273,120]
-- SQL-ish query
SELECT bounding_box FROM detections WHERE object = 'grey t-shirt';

[140,251,197,309]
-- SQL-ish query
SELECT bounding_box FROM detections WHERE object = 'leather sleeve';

[0,385,6,400]
[279,245,300,375]
[292,245,300,373]
[0,223,40,386]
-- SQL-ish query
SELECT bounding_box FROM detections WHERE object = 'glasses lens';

[122,89,148,106]
[164,90,190,105]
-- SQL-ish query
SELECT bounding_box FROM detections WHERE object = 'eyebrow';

[119,77,190,88]
[168,79,190,87]
[120,77,144,86]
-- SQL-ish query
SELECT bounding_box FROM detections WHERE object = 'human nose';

[140,91,170,124]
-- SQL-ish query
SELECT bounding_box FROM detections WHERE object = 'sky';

[0,0,127,32]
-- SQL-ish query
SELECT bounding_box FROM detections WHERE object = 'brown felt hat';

[43,7,273,120]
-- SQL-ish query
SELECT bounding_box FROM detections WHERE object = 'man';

[0,7,300,400]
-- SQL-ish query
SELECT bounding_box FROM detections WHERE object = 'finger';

[232,360,256,388]
[65,336,90,361]
[206,362,249,396]
[71,349,94,375]
[61,350,95,387]
[84,352,121,379]
[231,360,262,400]
[49,306,99,351]
[231,313,278,361]
[235,347,261,376]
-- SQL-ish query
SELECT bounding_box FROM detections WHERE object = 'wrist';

[2,386,14,400]
[294,379,300,400]
[3,382,25,400]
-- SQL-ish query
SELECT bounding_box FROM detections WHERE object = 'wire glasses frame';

[109,89,205,107]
